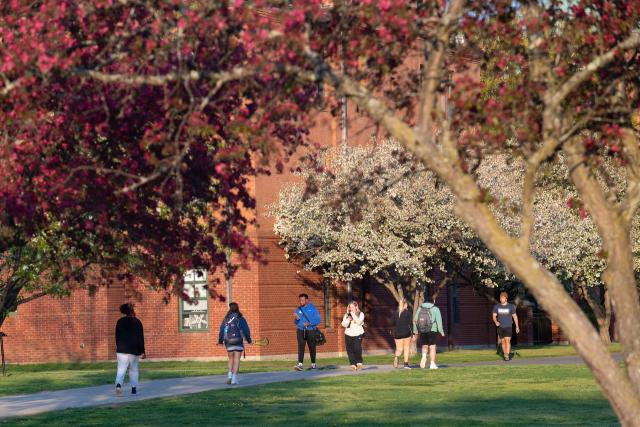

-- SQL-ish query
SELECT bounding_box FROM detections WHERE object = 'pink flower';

[37,54,57,73]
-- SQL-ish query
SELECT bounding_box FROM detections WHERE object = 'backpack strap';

[299,306,316,330]
[225,315,245,341]
[429,306,439,331]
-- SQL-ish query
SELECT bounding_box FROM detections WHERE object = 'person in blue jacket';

[293,293,321,371]
[218,302,252,385]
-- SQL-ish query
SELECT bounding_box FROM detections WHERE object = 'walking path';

[0,354,622,420]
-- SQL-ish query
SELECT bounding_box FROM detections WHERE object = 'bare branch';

[417,0,465,142]
[518,161,537,249]
[16,291,48,306]
[563,137,618,245]
[73,66,254,87]
[0,77,22,97]
[548,31,640,109]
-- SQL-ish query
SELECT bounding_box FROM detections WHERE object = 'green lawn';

[1,365,618,426]
[0,343,621,397]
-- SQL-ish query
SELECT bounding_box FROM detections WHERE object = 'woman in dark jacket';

[115,303,146,396]
[392,299,414,369]
[218,302,252,385]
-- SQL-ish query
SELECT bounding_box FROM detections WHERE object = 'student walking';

[218,302,252,385]
[392,299,414,369]
[115,303,146,396]
[492,291,520,361]
[413,297,445,369]
[294,293,321,371]
[341,301,365,370]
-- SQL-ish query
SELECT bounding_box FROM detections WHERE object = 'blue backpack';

[224,316,244,345]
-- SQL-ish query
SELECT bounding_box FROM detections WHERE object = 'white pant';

[115,353,140,387]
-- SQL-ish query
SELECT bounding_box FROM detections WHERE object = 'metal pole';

[225,200,233,307]
[225,250,233,307]
[341,94,348,157]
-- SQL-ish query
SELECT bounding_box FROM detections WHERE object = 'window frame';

[178,270,210,333]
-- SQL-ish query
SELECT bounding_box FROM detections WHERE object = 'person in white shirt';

[341,301,365,370]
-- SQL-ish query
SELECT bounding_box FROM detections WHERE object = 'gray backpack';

[416,307,434,333]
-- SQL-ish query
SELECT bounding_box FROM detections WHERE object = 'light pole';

[225,199,233,306]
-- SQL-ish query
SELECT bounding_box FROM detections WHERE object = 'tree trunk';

[597,317,612,346]
[578,284,611,345]
[328,56,640,425]
[602,288,612,344]
[453,200,640,427]
[600,229,640,395]
[375,277,403,305]
[563,138,640,401]
[0,282,22,330]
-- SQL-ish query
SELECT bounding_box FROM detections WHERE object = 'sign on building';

[179,270,209,332]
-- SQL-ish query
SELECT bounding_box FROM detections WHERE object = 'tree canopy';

[2,1,640,423]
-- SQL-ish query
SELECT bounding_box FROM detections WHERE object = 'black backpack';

[224,315,243,345]
[416,307,434,333]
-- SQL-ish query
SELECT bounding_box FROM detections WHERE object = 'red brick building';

[3,42,560,364]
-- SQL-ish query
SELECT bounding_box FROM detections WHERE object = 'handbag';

[299,306,326,346]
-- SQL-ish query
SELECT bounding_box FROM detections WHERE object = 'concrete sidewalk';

[0,354,622,420]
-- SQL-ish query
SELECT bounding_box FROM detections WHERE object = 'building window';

[453,284,460,324]
[179,270,210,332]
[323,277,331,328]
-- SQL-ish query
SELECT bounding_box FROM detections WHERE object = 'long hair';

[225,302,243,319]
[397,299,408,313]
[348,301,360,316]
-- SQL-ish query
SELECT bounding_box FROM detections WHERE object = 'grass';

[1,365,618,426]
[0,343,621,397]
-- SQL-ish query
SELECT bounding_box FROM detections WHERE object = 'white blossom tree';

[274,142,637,345]
[270,140,505,306]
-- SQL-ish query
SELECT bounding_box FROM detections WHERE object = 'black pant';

[297,329,317,364]
[345,334,363,365]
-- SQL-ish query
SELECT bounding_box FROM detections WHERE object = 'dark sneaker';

[115,384,123,397]
[131,387,137,395]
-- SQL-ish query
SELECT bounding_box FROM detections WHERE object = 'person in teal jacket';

[413,297,445,369]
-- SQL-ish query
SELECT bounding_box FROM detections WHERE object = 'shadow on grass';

[1,367,618,427]
[1,390,617,426]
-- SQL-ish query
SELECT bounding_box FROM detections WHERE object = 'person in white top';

[341,301,365,370]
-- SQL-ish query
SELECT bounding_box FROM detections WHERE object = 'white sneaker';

[311,363,317,370]
[295,364,304,371]
[429,362,438,370]
[420,355,427,369]
[231,374,238,385]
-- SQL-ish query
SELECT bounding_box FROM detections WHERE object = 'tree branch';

[518,160,537,249]
[16,291,48,306]
[417,0,465,143]
[548,32,640,109]
[620,129,640,224]
[564,137,618,243]
[73,66,253,87]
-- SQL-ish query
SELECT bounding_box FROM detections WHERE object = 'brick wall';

[1,61,539,363]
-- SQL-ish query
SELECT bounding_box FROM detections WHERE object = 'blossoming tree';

[259,1,640,422]
[271,140,505,306]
